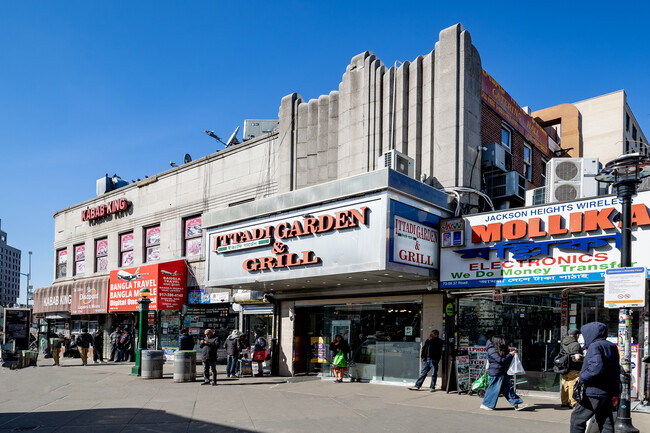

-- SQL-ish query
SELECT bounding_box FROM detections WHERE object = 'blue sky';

[1,1,649,303]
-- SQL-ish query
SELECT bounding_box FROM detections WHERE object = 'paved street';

[2,357,649,433]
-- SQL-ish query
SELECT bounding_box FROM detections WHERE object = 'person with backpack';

[557,329,584,408]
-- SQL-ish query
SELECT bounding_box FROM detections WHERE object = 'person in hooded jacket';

[560,329,584,408]
[570,322,620,433]
[224,330,241,378]
[480,335,528,411]
[200,329,220,386]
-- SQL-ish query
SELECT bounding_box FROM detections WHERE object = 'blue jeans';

[226,355,238,376]
[482,375,523,408]
[414,359,439,389]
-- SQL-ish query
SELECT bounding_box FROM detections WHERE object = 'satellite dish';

[225,126,240,147]
[184,153,192,164]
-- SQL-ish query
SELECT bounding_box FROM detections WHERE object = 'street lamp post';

[596,152,650,433]
[130,287,151,376]
[20,251,32,306]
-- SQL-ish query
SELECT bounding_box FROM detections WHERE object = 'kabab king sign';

[440,192,650,288]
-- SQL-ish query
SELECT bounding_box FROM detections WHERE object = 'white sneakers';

[514,403,528,411]
[480,404,494,410]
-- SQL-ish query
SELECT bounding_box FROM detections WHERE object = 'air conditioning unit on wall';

[378,149,414,178]
[547,158,600,203]
[481,142,512,173]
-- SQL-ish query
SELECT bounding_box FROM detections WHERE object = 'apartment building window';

[74,244,85,275]
[145,225,161,262]
[501,125,512,150]
[625,140,630,154]
[56,248,67,278]
[96,238,108,272]
[626,112,630,131]
[541,158,548,186]
[633,126,637,141]
[183,216,202,257]
[523,143,532,181]
[120,232,134,267]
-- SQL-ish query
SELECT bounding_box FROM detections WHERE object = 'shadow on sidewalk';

[0,408,254,432]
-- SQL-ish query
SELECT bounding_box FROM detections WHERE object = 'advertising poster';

[147,246,161,262]
[75,245,85,261]
[71,277,109,314]
[96,239,108,256]
[310,337,327,363]
[393,216,439,269]
[122,251,134,267]
[97,256,108,271]
[186,218,202,238]
[121,233,134,251]
[108,260,187,311]
[58,250,68,264]
[186,237,202,257]
[455,355,471,392]
[75,261,85,275]
[441,192,650,288]
[146,227,161,246]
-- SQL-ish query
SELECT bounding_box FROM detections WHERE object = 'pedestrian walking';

[93,330,105,363]
[200,329,220,386]
[224,330,241,378]
[118,329,132,362]
[109,327,121,361]
[77,328,93,366]
[559,329,584,408]
[409,329,443,392]
[329,334,350,383]
[178,328,195,351]
[253,330,267,377]
[569,322,620,433]
[480,335,528,411]
[50,333,64,366]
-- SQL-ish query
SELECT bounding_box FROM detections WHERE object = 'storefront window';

[456,289,636,393]
[294,302,421,383]
[159,310,181,355]
[145,225,161,262]
[74,245,85,275]
[120,232,134,267]
[183,305,238,350]
[95,238,108,272]
[184,216,202,257]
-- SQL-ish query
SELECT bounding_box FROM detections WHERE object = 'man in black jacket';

[409,330,443,392]
[93,330,105,363]
[200,329,220,386]
[570,322,620,433]
[178,329,195,351]
[77,328,93,366]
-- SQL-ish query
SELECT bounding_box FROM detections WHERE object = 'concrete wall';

[573,91,626,164]
[278,24,482,192]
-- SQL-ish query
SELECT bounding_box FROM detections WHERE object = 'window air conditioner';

[378,149,414,178]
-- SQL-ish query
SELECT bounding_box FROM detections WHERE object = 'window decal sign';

[393,216,438,269]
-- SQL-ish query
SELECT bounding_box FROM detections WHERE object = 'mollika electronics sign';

[440,192,650,288]
[206,197,386,286]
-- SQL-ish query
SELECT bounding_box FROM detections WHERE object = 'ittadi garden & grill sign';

[440,193,650,288]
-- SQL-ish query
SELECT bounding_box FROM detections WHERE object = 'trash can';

[173,350,196,382]
[141,350,164,379]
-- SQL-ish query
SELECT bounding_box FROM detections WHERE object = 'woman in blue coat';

[480,336,528,411]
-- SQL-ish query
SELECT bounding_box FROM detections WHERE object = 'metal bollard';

[173,351,196,382]
[141,350,164,379]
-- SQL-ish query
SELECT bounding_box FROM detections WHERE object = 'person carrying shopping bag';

[480,335,528,411]
[329,334,350,383]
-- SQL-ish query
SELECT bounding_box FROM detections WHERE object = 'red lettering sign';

[82,199,130,222]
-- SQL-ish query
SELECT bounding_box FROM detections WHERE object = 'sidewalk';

[1,356,648,432]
